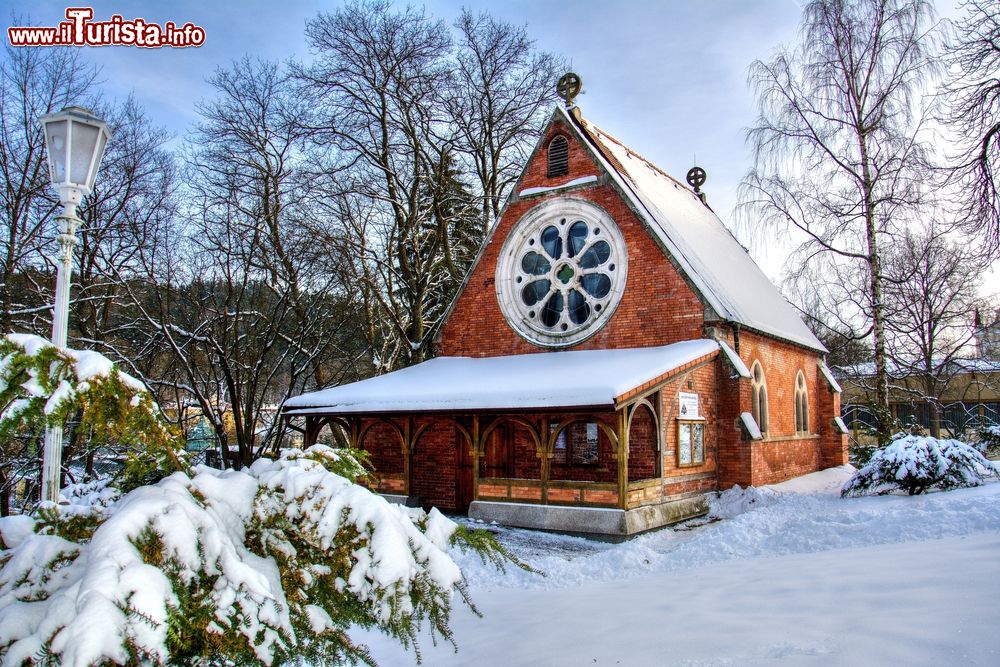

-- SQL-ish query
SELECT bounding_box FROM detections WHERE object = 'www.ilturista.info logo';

[8,8,206,48]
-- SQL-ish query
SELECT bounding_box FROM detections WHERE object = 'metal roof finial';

[557,72,582,108]
[687,166,709,207]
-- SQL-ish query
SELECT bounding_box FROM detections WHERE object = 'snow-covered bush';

[0,445,518,666]
[841,434,999,497]
[0,333,185,496]
[977,424,1000,457]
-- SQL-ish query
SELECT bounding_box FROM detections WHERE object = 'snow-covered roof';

[718,340,751,379]
[740,412,763,440]
[818,362,842,393]
[284,340,719,415]
[556,108,825,353]
[833,416,849,434]
[836,357,1000,379]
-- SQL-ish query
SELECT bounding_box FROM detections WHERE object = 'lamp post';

[39,105,111,503]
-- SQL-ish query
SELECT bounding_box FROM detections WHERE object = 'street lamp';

[39,105,111,503]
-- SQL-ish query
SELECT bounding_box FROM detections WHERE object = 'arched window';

[794,371,810,434]
[751,361,768,435]
[547,135,569,177]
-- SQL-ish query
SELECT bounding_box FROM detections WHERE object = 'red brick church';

[284,91,847,535]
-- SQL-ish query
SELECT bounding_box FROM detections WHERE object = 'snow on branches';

[842,434,999,497]
[0,333,185,493]
[0,446,513,666]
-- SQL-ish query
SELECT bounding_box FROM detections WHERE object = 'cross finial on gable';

[557,72,582,108]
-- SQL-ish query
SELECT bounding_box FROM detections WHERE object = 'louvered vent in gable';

[547,135,569,177]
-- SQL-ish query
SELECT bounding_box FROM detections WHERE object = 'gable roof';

[554,107,825,353]
[284,339,719,414]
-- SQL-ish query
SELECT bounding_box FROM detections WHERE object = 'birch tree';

[741,0,938,441]
[944,0,1000,255]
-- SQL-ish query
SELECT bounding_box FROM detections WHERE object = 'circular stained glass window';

[495,198,628,346]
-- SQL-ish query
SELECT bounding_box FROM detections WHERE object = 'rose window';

[496,198,628,346]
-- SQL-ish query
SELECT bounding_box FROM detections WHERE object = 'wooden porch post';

[617,408,629,509]
[471,415,481,502]
[304,416,321,448]
[539,416,551,504]
[402,417,414,497]
[348,416,361,449]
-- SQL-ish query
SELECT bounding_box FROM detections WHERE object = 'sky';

[4,0,994,296]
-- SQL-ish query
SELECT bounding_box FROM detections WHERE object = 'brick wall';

[360,420,404,474]
[627,403,657,481]
[437,120,705,357]
[712,328,848,487]
[411,421,460,511]
[660,362,719,484]
[817,381,848,468]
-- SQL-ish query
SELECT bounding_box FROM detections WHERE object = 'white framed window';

[495,197,628,347]
[751,361,769,435]
[677,420,705,467]
[794,371,810,434]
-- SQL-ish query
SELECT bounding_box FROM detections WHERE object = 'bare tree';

[0,44,185,504]
[882,224,987,436]
[295,2,564,371]
[741,0,938,441]
[296,1,458,369]
[0,42,98,330]
[123,59,364,468]
[66,98,178,352]
[449,9,564,231]
[784,266,872,368]
[944,0,1000,255]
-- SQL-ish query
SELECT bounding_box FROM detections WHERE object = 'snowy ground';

[359,467,1000,666]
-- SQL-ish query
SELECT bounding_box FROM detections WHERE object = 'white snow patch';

[833,415,849,433]
[819,361,842,392]
[0,447,468,666]
[717,339,751,378]
[6,333,52,357]
[44,380,74,415]
[359,469,1000,666]
[518,175,598,197]
[740,411,762,440]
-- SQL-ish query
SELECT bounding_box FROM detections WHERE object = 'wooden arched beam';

[479,416,542,454]
[358,417,407,452]
[626,398,660,453]
[410,416,474,453]
[312,417,352,447]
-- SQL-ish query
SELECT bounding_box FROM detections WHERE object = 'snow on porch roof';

[284,339,719,415]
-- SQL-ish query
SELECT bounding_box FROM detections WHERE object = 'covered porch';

[282,340,720,534]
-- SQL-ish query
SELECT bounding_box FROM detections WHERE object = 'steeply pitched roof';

[284,340,719,414]
[555,107,825,353]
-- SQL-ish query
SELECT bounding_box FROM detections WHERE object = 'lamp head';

[39,105,111,208]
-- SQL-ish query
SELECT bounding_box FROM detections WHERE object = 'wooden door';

[482,425,512,478]
[456,426,475,512]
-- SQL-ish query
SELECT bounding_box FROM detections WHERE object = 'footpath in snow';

[360,466,1000,666]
